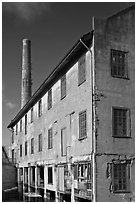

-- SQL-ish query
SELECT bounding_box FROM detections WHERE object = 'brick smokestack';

[21,39,32,108]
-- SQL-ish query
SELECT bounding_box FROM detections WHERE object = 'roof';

[7,31,93,129]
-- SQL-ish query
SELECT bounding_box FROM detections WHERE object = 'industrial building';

[7,5,135,202]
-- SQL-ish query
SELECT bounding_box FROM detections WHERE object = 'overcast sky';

[2,2,132,147]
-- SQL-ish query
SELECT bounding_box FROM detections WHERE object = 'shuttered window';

[61,74,66,99]
[112,163,130,192]
[111,49,128,78]
[48,89,52,110]
[61,127,67,156]
[79,110,87,139]
[78,54,86,85]
[112,107,131,137]
[48,128,53,149]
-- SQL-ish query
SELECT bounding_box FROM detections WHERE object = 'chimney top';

[23,39,31,44]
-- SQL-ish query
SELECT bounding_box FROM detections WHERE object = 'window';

[111,49,128,78]
[61,127,67,156]
[112,107,130,138]
[48,89,52,110]
[78,54,86,85]
[25,114,27,135]
[74,163,91,190]
[48,128,53,149]
[31,107,33,123]
[38,134,42,152]
[12,130,14,144]
[20,144,22,157]
[61,74,66,99]
[48,167,53,184]
[12,149,14,163]
[16,124,18,135]
[20,119,22,132]
[79,110,87,139]
[25,141,27,156]
[112,162,130,193]
[31,138,34,154]
[38,99,42,117]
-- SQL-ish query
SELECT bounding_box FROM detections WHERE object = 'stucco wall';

[94,5,135,202]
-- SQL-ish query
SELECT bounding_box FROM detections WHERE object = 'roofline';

[7,31,93,129]
[107,3,135,20]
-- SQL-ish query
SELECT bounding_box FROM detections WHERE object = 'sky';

[2,2,132,147]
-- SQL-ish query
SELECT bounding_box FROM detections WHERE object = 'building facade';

[7,5,135,202]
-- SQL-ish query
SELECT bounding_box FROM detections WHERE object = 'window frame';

[112,162,130,193]
[48,128,53,149]
[111,49,129,79]
[61,74,66,100]
[79,110,87,140]
[112,107,131,138]
[78,54,86,86]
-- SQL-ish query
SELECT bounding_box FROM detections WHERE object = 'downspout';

[79,17,96,202]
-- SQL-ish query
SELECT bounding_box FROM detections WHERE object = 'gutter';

[80,18,96,201]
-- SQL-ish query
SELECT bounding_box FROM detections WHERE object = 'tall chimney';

[21,39,32,108]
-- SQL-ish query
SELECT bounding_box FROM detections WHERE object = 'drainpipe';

[79,17,96,202]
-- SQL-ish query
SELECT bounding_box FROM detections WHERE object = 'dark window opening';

[20,120,22,132]
[38,165,44,188]
[20,144,22,157]
[61,127,67,156]
[12,149,14,163]
[31,138,34,154]
[25,141,27,156]
[61,74,66,99]
[112,163,130,193]
[12,130,14,144]
[111,49,128,78]
[16,124,18,135]
[31,107,33,123]
[25,114,27,135]
[48,128,53,149]
[48,89,52,110]
[38,134,42,152]
[112,107,130,138]
[38,99,42,117]
[48,167,53,184]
